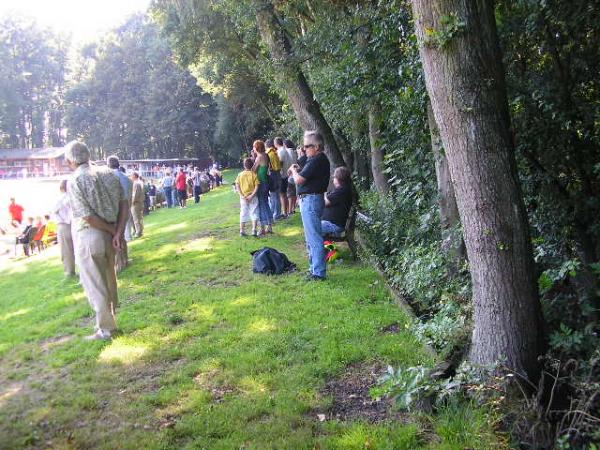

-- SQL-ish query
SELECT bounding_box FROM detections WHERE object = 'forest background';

[0,0,598,447]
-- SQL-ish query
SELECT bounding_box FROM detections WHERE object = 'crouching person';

[65,141,129,340]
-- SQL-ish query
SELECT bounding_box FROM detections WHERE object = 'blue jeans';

[300,194,326,278]
[163,187,173,208]
[268,173,281,218]
[269,191,281,218]
[171,188,178,206]
[257,183,273,226]
[321,220,344,237]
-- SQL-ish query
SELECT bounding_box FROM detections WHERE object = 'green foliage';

[152,0,282,158]
[372,365,434,411]
[424,13,467,49]
[412,300,470,358]
[64,14,216,161]
[372,362,506,449]
[0,17,68,148]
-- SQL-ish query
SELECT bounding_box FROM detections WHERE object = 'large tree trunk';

[412,0,545,381]
[368,102,390,195]
[255,2,345,168]
[427,102,466,274]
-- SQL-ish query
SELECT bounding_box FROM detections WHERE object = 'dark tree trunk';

[368,102,389,195]
[412,0,545,381]
[255,1,345,168]
[427,102,466,274]
[333,129,354,169]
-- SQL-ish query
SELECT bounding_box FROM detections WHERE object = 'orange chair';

[32,225,46,253]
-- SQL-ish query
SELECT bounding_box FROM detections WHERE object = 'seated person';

[42,214,57,245]
[321,166,352,237]
[16,217,35,256]
[16,217,34,243]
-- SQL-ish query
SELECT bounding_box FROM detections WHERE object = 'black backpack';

[251,247,296,275]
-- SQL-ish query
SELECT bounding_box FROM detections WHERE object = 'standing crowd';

[235,131,352,281]
[7,141,223,341]
[7,132,352,342]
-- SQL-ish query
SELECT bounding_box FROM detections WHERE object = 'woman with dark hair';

[321,166,352,237]
[252,139,273,234]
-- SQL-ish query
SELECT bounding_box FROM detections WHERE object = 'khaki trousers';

[75,227,118,332]
[57,223,75,276]
[131,203,144,237]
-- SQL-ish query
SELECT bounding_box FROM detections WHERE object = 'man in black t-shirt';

[322,166,352,236]
[290,131,331,280]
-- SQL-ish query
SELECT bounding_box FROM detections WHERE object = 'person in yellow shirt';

[265,138,283,219]
[41,214,58,247]
[235,158,260,237]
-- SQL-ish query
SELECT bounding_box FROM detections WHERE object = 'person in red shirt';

[176,168,188,208]
[8,198,24,227]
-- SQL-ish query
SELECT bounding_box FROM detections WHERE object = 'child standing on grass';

[235,158,260,237]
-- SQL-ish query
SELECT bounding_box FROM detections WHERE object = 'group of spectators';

[8,198,59,257]
[6,132,350,344]
[235,131,352,281]
[6,142,226,341]
[159,165,222,209]
[54,142,227,340]
[235,137,296,236]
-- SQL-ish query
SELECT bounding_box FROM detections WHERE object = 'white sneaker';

[84,329,112,341]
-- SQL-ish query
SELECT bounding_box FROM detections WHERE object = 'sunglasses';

[303,144,316,150]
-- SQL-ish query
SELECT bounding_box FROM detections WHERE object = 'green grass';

[0,171,504,449]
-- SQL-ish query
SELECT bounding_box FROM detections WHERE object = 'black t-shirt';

[297,155,308,169]
[322,186,352,227]
[297,152,330,195]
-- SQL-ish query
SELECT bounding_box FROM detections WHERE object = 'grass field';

[0,172,503,449]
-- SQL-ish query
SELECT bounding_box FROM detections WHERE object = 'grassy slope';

[0,172,501,449]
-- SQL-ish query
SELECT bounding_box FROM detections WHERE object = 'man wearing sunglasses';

[289,130,331,281]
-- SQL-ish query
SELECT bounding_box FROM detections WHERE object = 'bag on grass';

[251,247,296,275]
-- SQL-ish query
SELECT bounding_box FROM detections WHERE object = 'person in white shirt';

[53,179,75,277]
[275,137,295,217]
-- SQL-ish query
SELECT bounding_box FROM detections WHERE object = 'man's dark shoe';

[305,274,326,282]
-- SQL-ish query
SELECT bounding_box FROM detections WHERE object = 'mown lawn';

[0,172,503,449]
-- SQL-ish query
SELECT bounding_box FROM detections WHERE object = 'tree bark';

[412,0,545,381]
[368,102,390,195]
[255,1,345,168]
[427,102,465,274]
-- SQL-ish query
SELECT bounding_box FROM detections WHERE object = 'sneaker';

[240,231,248,237]
[84,329,112,341]
[252,230,259,238]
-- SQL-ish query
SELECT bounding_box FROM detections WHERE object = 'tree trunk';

[368,102,389,195]
[255,2,345,168]
[412,0,545,381]
[427,102,465,274]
